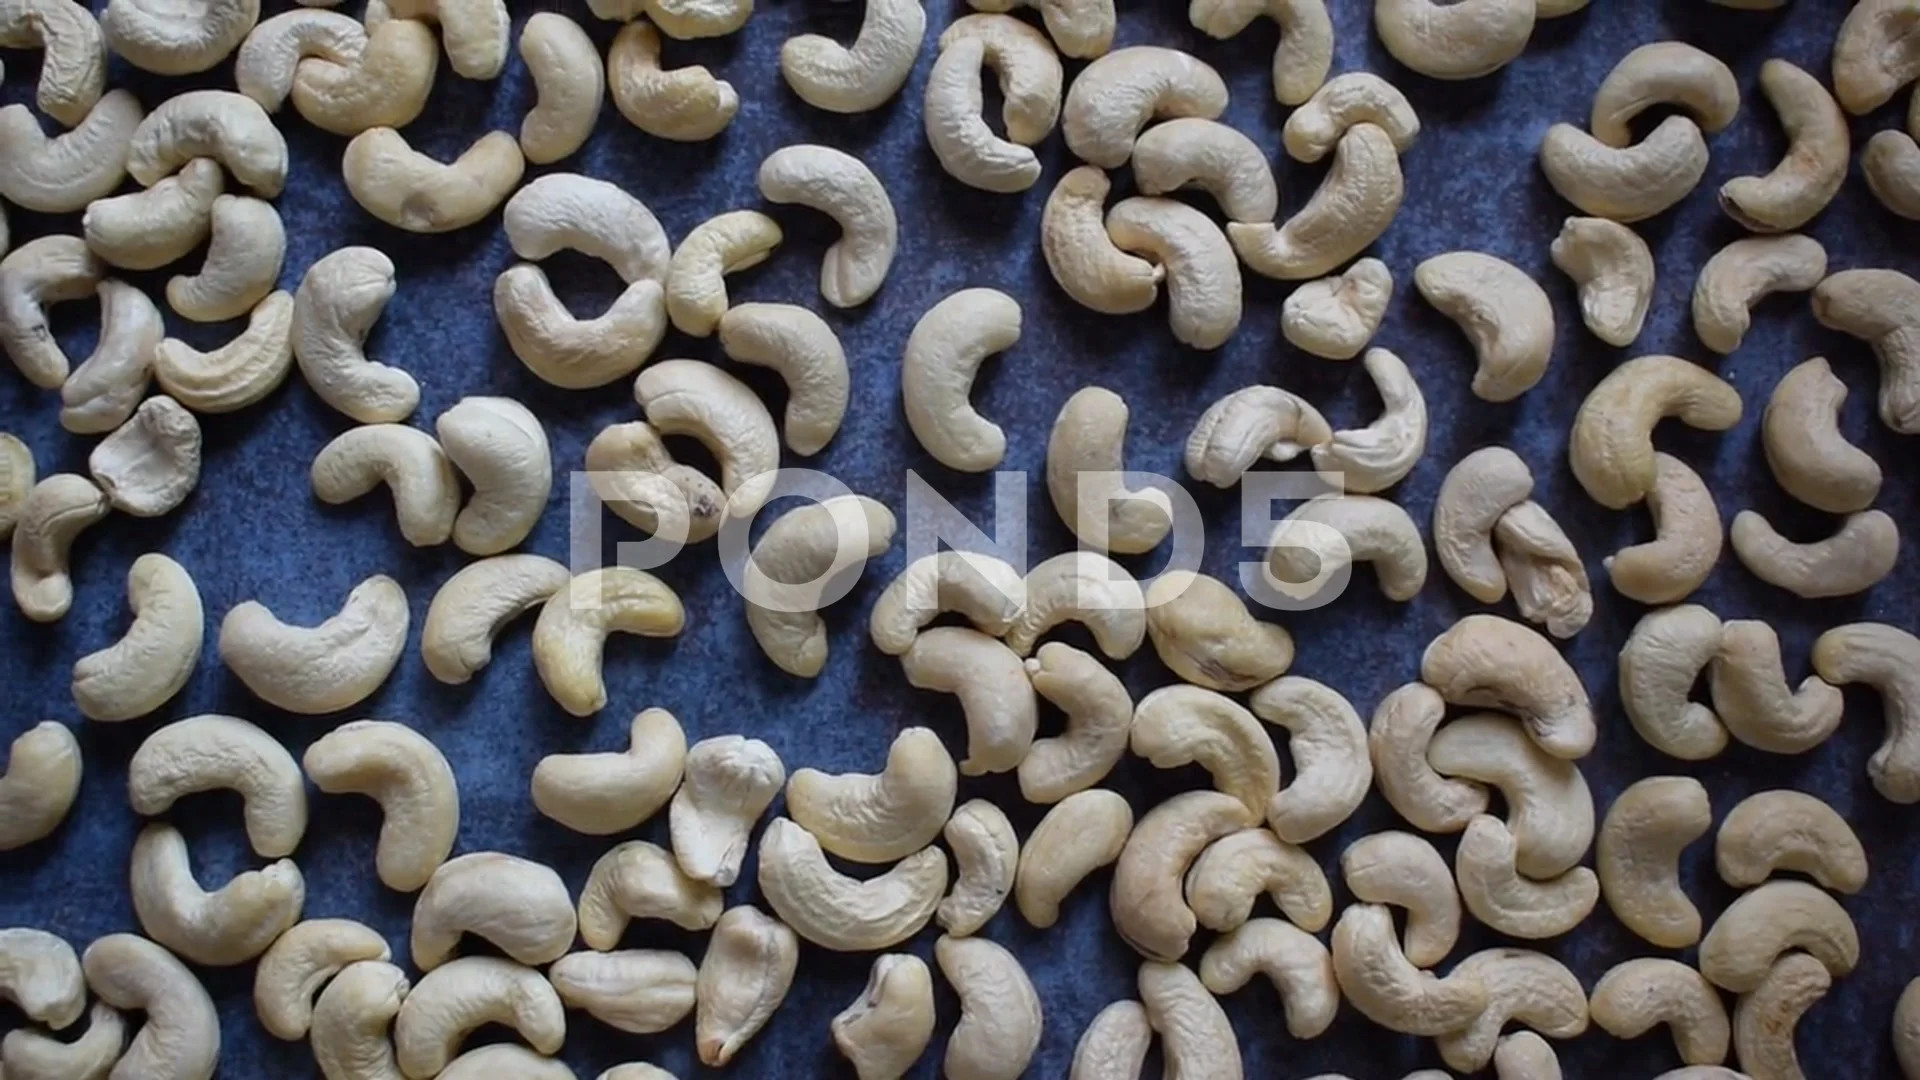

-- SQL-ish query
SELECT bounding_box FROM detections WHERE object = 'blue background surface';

[3,0,1919,1076]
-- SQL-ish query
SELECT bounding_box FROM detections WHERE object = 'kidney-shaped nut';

[757,817,946,952]
[1138,959,1239,1080]
[938,800,1018,936]
[671,735,784,887]
[1007,551,1146,661]
[718,304,850,457]
[1423,614,1595,760]
[128,89,286,196]
[1454,815,1599,940]
[1312,347,1427,494]
[532,707,685,836]
[1416,251,1555,403]
[1597,776,1710,948]
[1131,117,1277,223]
[585,420,726,544]
[922,26,1043,193]
[392,956,564,1079]
[1901,979,1920,1080]
[72,553,202,723]
[155,291,294,414]
[1330,902,1488,1036]
[1187,0,1331,105]
[422,554,568,686]
[100,0,258,75]
[293,247,417,424]
[1698,880,1858,993]
[411,853,575,971]
[304,721,458,893]
[548,948,695,1035]
[1340,830,1460,968]
[130,822,304,967]
[530,568,686,717]
[1043,167,1165,316]
[310,425,457,547]
[1281,258,1392,361]
[901,287,1020,472]
[127,714,304,858]
[1604,453,1722,606]
[1539,116,1709,223]
[1368,683,1489,834]
[1197,917,1339,1039]
[869,552,1024,657]
[0,928,84,1030]
[1570,355,1742,509]
[1373,0,1533,79]
[1590,42,1739,147]
[81,933,219,1080]
[1708,618,1844,754]
[1864,116,1920,222]
[664,211,780,339]
[10,474,108,624]
[1144,570,1295,691]
[1427,711,1594,878]
[61,279,164,437]
[369,0,507,80]
[0,723,80,853]
[1282,72,1419,163]
[253,919,390,1041]
[1618,604,1727,761]
[166,194,282,324]
[288,16,437,135]
[1590,957,1730,1067]
[1432,446,1533,602]
[637,358,780,515]
[832,953,935,1080]
[435,396,550,556]
[1693,234,1827,354]
[901,627,1037,777]
[1812,268,1920,433]
[219,574,408,715]
[1249,676,1370,842]
[1229,122,1405,281]
[695,907,796,1067]
[1184,385,1332,488]
[1109,789,1253,961]
[607,21,737,142]
[1733,508,1900,599]
[309,959,409,1080]
[1015,788,1133,928]
[1833,0,1920,114]
[786,727,955,865]
[1062,46,1228,168]
[0,236,103,391]
[1268,493,1426,603]
[742,496,893,677]
[1185,826,1333,934]
[758,143,897,308]
[1715,789,1867,893]
[517,13,601,164]
[1131,683,1280,820]
[1434,948,1589,1074]
[780,0,926,114]
[1551,216,1655,348]
[1763,357,1881,514]
[343,128,524,234]
[1814,623,1920,803]
[578,841,722,949]
[235,8,364,111]
[0,437,35,544]
[83,158,222,271]
[1733,952,1828,1080]
[0,0,108,127]
[937,935,1042,1080]
[1721,60,1850,232]
[2,999,126,1079]
[87,395,200,519]
[0,90,142,213]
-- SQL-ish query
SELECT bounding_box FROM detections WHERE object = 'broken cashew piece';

[1715,788,1867,893]
[531,568,687,717]
[1604,453,1722,606]
[1015,788,1133,928]
[72,552,203,722]
[1720,59,1849,232]
[1709,618,1844,753]
[756,817,946,952]
[1811,268,1920,433]
[1372,0,1534,80]
[1426,711,1594,878]
[1108,789,1253,961]
[695,906,797,1067]
[1042,168,1164,316]
[1813,623,1920,803]
[718,303,851,456]
[786,727,956,864]
[1597,776,1711,948]
[130,822,305,967]
[219,573,409,714]
[758,143,897,309]
[518,13,602,164]
[1589,41,1740,148]
[127,713,306,857]
[664,210,781,338]
[411,853,575,970]
[832,953,935,1080]
[1590,957,1731,1067]
[422,554,569,685]
[435,396,552,556]
[1281,258,1392,361]
[1454,815,1599,940]
[1569,354,1742,509]
[902,287,1020,472]
[671,735,784,887]
[309,424,459,548]
[253,918,390,1041]
[0,723,82,851]
[1144,570,1295,692]
[548,949,694,1035]
[293,246,418,424]
[1698,879,1859,993]
[532,707,685,836]
[900,627,1037,776]
[1422,614,1596,761]
[304,720,459,893]
[1330,902,1488,1036]
[1550,216,1654,348]
[88,395,202,519]
[1729,509,1900,599]
[1762,357,1882,514]
[1539,116,1709,223]
[81,933,219,1080]
[779,0,927,114]
[342,128,524,234]
[1184,385,1332,488]
[1416,251,1555,403]
[1339,830,1460,968]
[1250,676,1371,842]
[1434,948,1589,1074]
[938,799,1018,935]
[1106,195,1243,350]
[1228,122,1405,280]
[1618,604,1729,760]
[11,474,108,623]
[608,21,738,142]
[1061,46,1229,168]
[1692,234,1827,354]
[1368,681,1490,835]
[1197,917,1339,1039]
[1312,347,1428,493]
[392,957,564,1079]
[1282,72,1419,163]
[155,291,295,414]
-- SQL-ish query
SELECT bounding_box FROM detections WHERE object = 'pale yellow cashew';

[1602,452,1722,606]
[1539,116,1709,223]
[1550,216,1654,348]
[518,13,602,165]
[1042,168,1163,316]
[1813,623,1920,803]
[1061,46,1228,168]
[1709,618,1843,754]
[290,17,437,136]
[1811,268,1920,434]
[304,720,459,892]
[1698,880,1858,993]
[780,0,927,114]
[1569,355,1742,509]
[1373,0,1533,80]
[1187,0,1333,105]
[1762,357,1882,514]
[0,89,142,213]
[1589,41,1740,148]
[0,722,81,851]
[531,568,687,717]
[1692,234,1827,355]
[1590,957,1730,1067]
[0,0,108,127]
[128,88,288,196]
[608,21,737,142]
[342,128,525,234]
[1105,195,1242,350]
[1730,508,1900,599]
[1720,60,1850,232]
[156,291,294,414]
[368,0,508,79]
[968,0,1111,58]
[901,287,1020,472]
[11,474,110,623]
[0,235,104,390]
[1832,0,1920,115]
[60,279,165,436]
[71,553,203,722]
[1715,789,1867,893]
[1416,251,1556,403]
[1329,902,1487,1036]
[1228,122,1403,280]
[1597,776,1711,949]
[83,157,223,271]
[129,822,305,967]
[664,210,781,337]
[532,707,685,836]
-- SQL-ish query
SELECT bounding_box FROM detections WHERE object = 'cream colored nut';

[1729,509,1899,599]
[1604,453,1722,605]
[665,211,781,337]
[1570,355,1742,509]
[717,303,850,455]
[671,735,783,886]
[71,553,201,723]
[833,954,935,1080]
[493,260,665,391]
[372,0,507,79]
[1268,494,1425,603]
[1197,917,1338,1038]
[1015,787,1132,927]
[235,8,363,110]
[744,496,894,676]
[1654,1068,1751,1080]
[1282,72,1418,164]
[434,396,550,556]
[1068,999,1150,1080]
[1373,0,1533,79]
[1864,117,1920,221]
[1044,386,1171,554]
[1590,42,1739,147]
[2,1000,126,1080]
[1340,830,1458,967]
[695,907,796,1066]
[0,0,108,127]
[127,714,305,857]
[1454,815,1599,940]
[422,554,568,685]
[1330,902,1488,1036]
[900,627,1037,776]
[1249,676,1369,841]
[518,13,601,164]
[1416,251,1555,402]
[0,235,103,390]
[781,0,926,113]
[938,935,1042,1080]
[1061,46,1228,168]
[1833,0,1920,114]
[787,728,954,865]
[60,280,163,436]
[1281,258,1391,361]
[531,567,687,717]
[1426,710,1593,877]
[11,474,108,623]
[532,708,684,836]
[1715,789,1867,893]
[130,823,304,967]
[1709,618,1843,753]
[1144,571,1295,691]
[293,247,416,423]
[1368,683,1489,833]
[757,144,896,309]
[969,0,1110,58]
[0,91,142,213]
[1698,880,1859,993]
[1693,235,1827,354]
[1619,604,1727,760]
[585,420,725,543]
[393,956,565,1078]
[154,291,294,413]
[0,434,29,542]
[1492,501,1591,638]
[1597,776,1710,948]
[595,1067,675,1080]
[940,800,1018,936]
[1138,960,1238,1079]
[901,287,1019,471]
[1130,118,1276,223]
[1538,117,1710,223]
[0,928,83,1029]
[1732,952,1827,1080]
[304,721,458,893]
[1590,958,1730,1067]
[1814,623,1920,802]
[102,0,258,75]
[1108,789,1254,960]
[254,919,390,1041]
[309,959,408,1080]
[1312,347,1427,493]
[219,574,408,714]
[1494,1031,1562,1080]
[1042,169,1163,315]
[1812,268,1920,432]
[1228,122,1404,280]
[87,395,200,520]
[290,16,437,136]
[548,949,694,1035]
[438,1046,573,1080]
[1186,826,1332,934]
[1106,195,1242,349]
[411,852,575,970]
[166,194,283,323]
[1550,216,1654,348]
[343,128,523,234]
[128,89,287,196]
[1763,357,1881,514]
[1720,60,1849,232]
[1434,948,1589,1073]
[607,21,737,141]
[81,933,219,1080]
[756,817,946,951]
[1423,614,1596,761]
[869,550,1024,655]
[1131,684,1279,819]
[637,0,748,39]
[1007,552,1145,660]
[1899,977,1920,1079]
[1185,386,1332,486]
[83,157,223,271]
[935,13,1062,165]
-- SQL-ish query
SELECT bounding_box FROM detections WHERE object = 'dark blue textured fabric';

[3,0,1919,1076]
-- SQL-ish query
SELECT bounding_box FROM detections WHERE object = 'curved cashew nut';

[1282,72,1419,163]
[1042,168,1164,316]
[902,287,1020,472]
[289,16,438,136]
[1416,251,1555,403]
[1131,683,1280,820]
[1693,234,1827,354]
[1228,122,1404,280]
[938,935,1042,1080]
[125,714,303,860]
[900,627,1037,776]
[969,0,1111,58]
[128,89,287,196]
[756,818,946,951]
[1698,880,1859,993]
[411,853,575,970]
[61,279,165,436]
[1434,948,1589,1074]
[744,496,894,676]
[219,574,409,714]
[694,907,796,1067]
[1539,116,1709,223]
[1330,903,1488,1036]
[435,396,551,556]
[1340,830,1460,968]
[1715,789,1867,893]
[310,424,458,548]
[1426,711,1594,878]
[2,1000,126,1078]
[438,1046,574,1080]
[532,707,685,836]
[1814,623,1920,803]
[869,550,1024,655]
[72,553,202,723]
[832,954,935,1080]
[1373,0,1533,79]
[1570,354,1742,509]
[1008,552,1145,661]
[937,9,1063,155]
[1144,570,1295,691]
[154,291,295,414]
[83,157,223,271]
[607,21,738,142]
[0,928,83,1030]
[1551,216,1654,347]
[422,554,568,685]
[1730,508,1900,598]
[1619,604,1727,760]
[1709,618,1844,753]
[130,822,304,967]
[0,90,142,213]
[1131,117,1277,222]
[1369,682,1490,835]
[11,474,108,623]
[1454,815,1600,940]
[585,420,726,543]
[1,235,103,390]
[1763,357,1881,514]
[392,957,564,1079]
[1249,676,1369,842]
[671,735,784,887]
[1185,826,1332,933]
[1833,0,1920,114]
[1811,268,1920,433]
[1198,917,1338,1039]
[1590,958,1730,1067]
[0,0,108,127]
[1423,614,1595,760]
[578,841,722,948]
[254,919,390,1041]
[938,799,1018,935]
[530,568,687,717]
[0,436,34,544]
[1604,453,1722,605]
[1313,347,1428,493]
[1188,0,1331,105]
[717,303,851,456]
[1597,776,1710,948]
[1267,494,1426,603]
[167,195,283,323]
[81,934,219,1080]
[549,949,695,1035]
[369,0,507,80]
[1061,46,1228,168]
[787,727,956,864]
[293,247,417,424]
[1184,386,1332,487]
[780,0,927,114]
[1015,788,1132,928]
[758,144,897,309]
[1733,952,1828,1080]
[1720,59,1849,232]
[1281,257,1392,361]
[235,8,364,111]
[1108,789,1253,960]
[310,959,409,1080]
[1864,108,1920,221]
[665,211,781,338]
[101,0,258,75]
[1491,501,1591,639]
[1138,960,1238,1079]
[1105,195,1242,350]
[518,13,602,164]
[88,395,201,519]
[342,128,524,234]
[304,720,458,893]
[1590,41,1739,147]
[0,724,80,851]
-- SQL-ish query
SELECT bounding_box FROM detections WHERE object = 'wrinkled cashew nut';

[1597,776,1711,948]
[1282,258,1392,361]
[304,720,459,893]
[1763,357,1882,514]
[902,287,1021,472]
[1426,710,1595,878]
[130,822,305,967]
[1715,788,1867,892]
[1720,60,1849,232]
[1313,347,1428,493]
[1015,787,1132,928]
[1061,46,1228,168]
[1590,957,1731,1067]
[1416,251,1555,403]
[900,627,1037,776]
[758,143,897,309]
[422,554,568,685]
[1551,216,1654,348]
[1813,623,1920,804]
[435,395,552,556]
[1228,123,1404,280]
[756,817,947,952]
[1693,234,1827,354]
[81,934,220,1080]
[1811,268,1920,433]
[72,553,203,723]
[578,841,720,949]
[608,21,738,142]
[1569,354,1742,509]
[938,799,1018,936]
[532,707,685,836]
[671,735,784,887]
[780,0,927,114]
[219,574,409,714]
[127,713,305,858]
[410,853,576,971]
[0,723,81,851]
[342,128,525,234]
[786,727,956,864]
[1730,509,1900,599]
[531,568,686,717]
[1539,116,1709,223]
[1698,880,1859,993]
[1373,0,1534,80]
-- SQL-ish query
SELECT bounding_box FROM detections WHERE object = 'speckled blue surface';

[3,0,1919,1076]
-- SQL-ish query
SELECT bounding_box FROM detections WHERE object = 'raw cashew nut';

[1185,385,1331,488]
[81,934,219,1080]
[0,436,34,543]
[1015,788,1132,927]
[1538,116,1710,223]
[11,474,109,623]
[548,949,695,1034]
[695,907,797,1066]
[1249,676,1370,842]
[1330,903,1488,1036]
[968,0,1111,58]
[1550,216,1654,347]
[0,928,83,1029]
[1832,0,1920,114]
[607,21,738,142]
[665,211,781,337]
[1491,501,1591,639]
[1733,952,1828,1080]
[938,800,1018,934]
[1495,1031,1563,1079]
[756,818,946,951]
[1590,958,1731,1067]
[533,708,684,836]
[1108,790,1254,961]
[585,420,726,543]
[1813,623,1920,803]
[1454,815,1599,940]
[1369,683,1489,833]
[780,0,927,114]
[671,735,784,887]
[310,425,458,547]
[1590,42,1740,147]
[1267,494,1426,603]
[1864,112,1920,221]
[1698,880,1859,993]
[72,552,203,722]
[342,128,524,234]
[1729,509,1900,599]
[869,550,1024,655]
[167,194,282,323]
[518,13,602,164]
[1570,355,1742,509]
[530,568,687,716]
[1042,168,1164,315]
[422,554,568,685]
[438,1047,574,1080]
[1619,605,1728,760]
[435,396,551,556]
[1426,711,1594,878]
[88,396,201,518]
[1138,960,1238,1080]
[2,1000,126,1079]
[102,0,259,75]
[293,247,417,424]
[254,919,390,1040]
[1061,46,1229,168]
[832,954,935,1080]
[743,496,894,676]
[1340,830,1460,967]
[1228,123,1405,280]
[1762,357,1882,514]
[219,574,409,714]
[1187,0,1332,105]
[633,0,748,38]
[1144,571,1295,691]
[1312,347,1428,493]
[1715,789,1867,893]
[411,853,575,970]
[1423,614,1596,760]
[127,714,305,857]
[61,279,165,436]
[1416,251,1555,403]
[902,287,1020,472]
[938,935,1042,1080]
[1130,683,1280,820]
[1069,1000,1151,1080]
[127,89,288,196]
[1693,235,1827,354]
[1008,551,1146,660]
[289,17,438,136]
[130,823,304,966]
[1720,60,1849,232]
[392,957,564,1078]
[235,8,364,111]
[787,727,955,864]
[304,721,459,893]
[0,235,103,390]
[1434,949,1589,1073]
[1132,117,1277,222]
[758,144,897,309]
[1811,268,1920,433]
[1197,917,1339,1038]
[1597,776,1711,948]
[0,90,142,213]
[0,0,108,127]
[1373,0,1534,80]
[154,291,295,414]
[82,157,223,271]
[310,960,409,1080]
[0,723,80,851]
[1604,453,1722,605]
[900,627,1037,776]
[1106,196,1242,349]
[1282,72,1419,163]
[1709,618,1844,753]
[1185,827,1333,933]
[369,0,507,79]
[718,304,851,455]
[1281,258,1392,360]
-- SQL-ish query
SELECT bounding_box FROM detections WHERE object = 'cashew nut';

[1811,268,1920,433]
[1187,384,1332,488]
[82,157,222,271]
[1570,354,1742,509]
[832,954,934,1080]
[60,280,163,436]
[288,16,437,136]
[432,396,550,555]
[901,287,1020,472]
[1186,826,1333,935]
[293,247,417,424]
[1597,776,1711,948]
[1312,347,1428,493]
[1007,551,1145,661]
[938,935,1042,1080]
[1720,60,1849,232]
[81,933,219,1080]
[0,0,108,127]
[744,495,894,676]
[1698,880,1859,993]
[1108,789,1254,960]
[1590,957,1731,1067]
[219,574,408,714]
[1130,683,1280,820]
[532,707,684,836]
[1590,41,1739,147]
[717,303,850,455]
[235,8,363,111]
[1619,604,1728,760]
[530,567,686,716]
[780,0,927,114]
[1228,123,1404,280]
[757,143,896,308]
[756,817,946,951]
[0,90,142,213]
[1832,0,1920,114]
[153,291,295,414]
[1604,453,1722,605]
[1329,903,1488,1036]
[438,1046,574,1080]
[968,0,1110,58]
[584,420,725,543]
[1138,960,1237,1080]
[71,553,202,722]
[1814,623,1920,802]
[0,435,30,543]
[1198,917,1339,1039]
[127,713,305,857]
[1864,109,1920,221]
[101,0,259,75]
[869,550,1024,655]
[368,0,507,79]
[392,957,564,1078]
[1042,168,1164,316]
[0,235,103,390]
[671,735,784,887]
[1693,234,1827,354]
[1281,258,1392,360]
[10,473,108,622]
[309,959,408,1080]
[548,949,694,1034]
[254,919,390,1041]
[304,721,458,893]
[2,1000,125,1079]
[1248,676,1369,841]
[1144,571,1295,691]
[1898,977,1920,1079]
[1707,618,1844,753]
[1339,830,1459,967]
[1188,0,1331,105]
[1423,614,1596,760]
[0,723,79,852]
[928,15,1064,187]
[1368,682,1489,833]
[342,128,524,234]
[694,907,796,1066]
[1268,494,1425,604]
[1373,0,1534,80]
[1061,46,1228,168]
[1495,1031,1562,1080]
[1131,118,1277,222]
[1729,509,1900,599]
[607,21,738,142]
[900,626,1037,776]
[1426,710,1594,878]
[940,799,1018,935]
[1733,952,1828,1080]
[1550,216,1654,347]
[1015,787,1132,928]
[1762,357,1881,514]
[1454,814,1599,940]
[1069,999,1150,1080]
[1491,501,1592,638]
[411,853,575,970]
[1282,72,1419,163]
[130,822,304,966]
[518,13,601,164]
[127,89,287,196]
[787,727,955,864]
[1433,447,1535,602]
[82,397,197,522]
[665,211,781,338]
[1106,195,1242,349]
[1417,251,1556,402]
[1715,789,1867,894]
[166,194,283,323]
[1043,387,1172,555]
[0,928,83,1030]
[1538,116,1709,223]
[422,554,568,685]
[1434,948,1589,1074]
